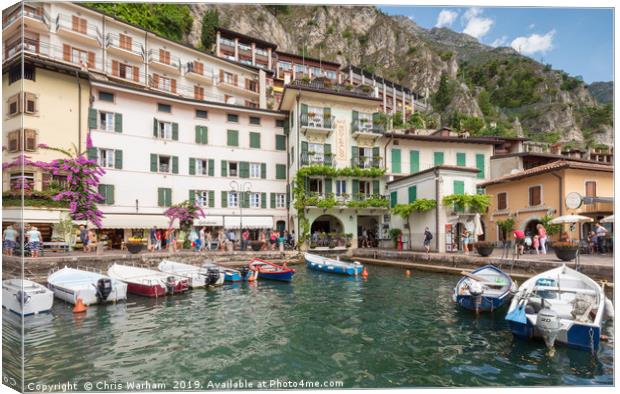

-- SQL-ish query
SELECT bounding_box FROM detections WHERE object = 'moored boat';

[47,266,127,305]
[248,258,295,282]
[305,253,363,276]
[453,265,516,313]
[2,279,54,315]
[158,260,223,288]
[505,264,612,351]
[107,263,188,297]
[203,260,250,282]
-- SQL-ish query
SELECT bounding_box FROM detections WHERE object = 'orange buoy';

[248,270,258,282]
[405,270,412,277]
[73,298,87,313]
[361,267,369,278]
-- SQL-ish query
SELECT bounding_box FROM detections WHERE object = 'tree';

[407,112,425,129]
[540,215,562,236]
[392,198,436,250]
[200,10,219,50]
[496,218,515,241]
[432,73,453,112]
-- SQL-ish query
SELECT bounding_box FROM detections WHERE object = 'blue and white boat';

[453,265,516,313]
[2,279,54,316]
[505,265,613,352]
[202,260,251,282]
[305,253,363,276]
[47,266,127,305]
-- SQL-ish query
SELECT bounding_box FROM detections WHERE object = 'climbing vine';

[442,193,491,213]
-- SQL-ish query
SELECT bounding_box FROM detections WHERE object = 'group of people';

[512,224,548,255]
[147,227,179,252]
[2,224,42,257]
[78,225,100,253]
[586,223,610,254]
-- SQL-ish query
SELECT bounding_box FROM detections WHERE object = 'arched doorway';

[524,218,542,237]
[311,215,344,234]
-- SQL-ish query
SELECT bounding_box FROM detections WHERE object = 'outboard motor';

[238,266,250,280]
[96,278,113,303]
[165,276,177,294]
[468,281,484,312]
[205,269,221,286]
[15,290,30,306]
[536,302,562,349]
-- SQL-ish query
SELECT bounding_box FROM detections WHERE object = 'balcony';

[106,34,144,62]
[301,153,333,167]
[217,76,259,97]
[351,156,382,169]
[107,61,146,85]
[148,75,177,94]
[351,119,384,140]
[304,192,389,209]
[301,113,335,137]
[185,62,214,84]
[3,38,104,72]
[55,14,101,47]
[3,6,48,35]
[149,50,181,74]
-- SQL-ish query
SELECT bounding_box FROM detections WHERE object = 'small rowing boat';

[304,253,363,276]
[158,260,224,288]
[107,263,188,297]
[47,266,127,305]
[2,279,54,315]
[453,265,516,313]
[248,258,295,282]
[505,264,613,352]
[203,260,251,282]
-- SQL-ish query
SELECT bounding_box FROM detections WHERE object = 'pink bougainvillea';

[164,201,206,231]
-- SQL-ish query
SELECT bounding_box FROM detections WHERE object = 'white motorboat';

[47,267,128,305]
[2,279,54,315]
[107,263,189,297]
[505,264,613,352]
[158,260,224,288]
[304,253,363,276]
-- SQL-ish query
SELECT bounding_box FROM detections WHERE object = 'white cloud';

[490,36,508,47]
[461,7,494,39]
[435,9,458,28]
[511,30,556,55]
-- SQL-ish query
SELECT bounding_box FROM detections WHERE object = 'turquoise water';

[3,266,614,390]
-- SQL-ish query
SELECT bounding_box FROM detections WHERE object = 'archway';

[311,214,344,234]
[524,218,542,237]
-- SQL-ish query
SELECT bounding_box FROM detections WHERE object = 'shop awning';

[3,207,67,223]
[193,216,224,226]
[91,214,177,229]
[224,216,274,229]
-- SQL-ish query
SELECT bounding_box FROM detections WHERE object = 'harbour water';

[3,265,614,389]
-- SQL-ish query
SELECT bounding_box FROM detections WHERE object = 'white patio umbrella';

[601,215,614,223]
[549,215,593,224]
[473,213,484,237]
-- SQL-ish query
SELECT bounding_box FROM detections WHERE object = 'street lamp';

[230,180,252,232]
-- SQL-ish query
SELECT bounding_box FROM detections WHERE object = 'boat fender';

[73,298,87,313]
[165,276,176,294]
[604,297,614,320]
[15,290,31,305]
[535,303,561,349]
[361,267,368,278]
[96,278,113,303]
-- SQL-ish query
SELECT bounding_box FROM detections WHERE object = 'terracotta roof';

[478,160,614,187]
[387,165,480,185]
[491,151,613,165]
[385,132,499,145]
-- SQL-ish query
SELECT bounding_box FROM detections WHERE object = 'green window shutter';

[114,113,123,133]
[283,117,289,135]
[158,188,164,207]
[456,152,466,167]
[325,178,332,194]
[323,107,331,128]
[372,180,380,195]
[88,108,97,129]
[391,148,401,173]
[250,132,260,148]
[195,126,201,143]
[434,151,444,166]
[275,135,286,151]
[189,158,196,175]
[166,188,172,206]
[208,191,215,208]
[408,185,417,203]
[189,189,195,204]
[221,160,228,177]
[301,103,308,118]
[390,191,398,208]
[372,112,382,130]
[352,179,360,200]
[221,191,228,208]
[324,143,332,156]
[352,110,359,130]
[276,164,286,180]
[150,153,158,172]
[239,161,249,178]
[208,159,214,176]
[454,180,465,195]
[172,156,179,174]
[172,123,179,140]
[261,163,267,179]
[227,129,238,146]
[476,154,485,179]
[114,150,123,169]
[301,141,308,156]
[261,192,267,208]
[410,150,419,173]
[202,127,208,144]
[87,147,97,161]
[270,193,276,208]
[106,185,115,205]
[97,184,105,202]
[351,145,359,166]
[153,118,158,137]
[372,146,380,161]
[241,192,249,208]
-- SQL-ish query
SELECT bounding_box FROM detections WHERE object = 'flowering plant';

[164,200,206,231]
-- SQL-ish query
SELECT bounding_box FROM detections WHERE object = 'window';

[390,191,398,208]
[158,155,171,173]
[227,129,239,146]
[196,190,209,207]
[434,152,444,166]
[99,111,115,131]
[157,121,172,139]
[222,71,235,85]
[71,47,89,66]
[99,91,114,102]
[72,15,87,34]
[99,148,115,168]
[194,85,204,101]
[7,94,19,117]
[308,143,324,164]
[195,109,208,119]
[250,192,260,208]
[7,129,36,152]
[276,194,286,208]
[497,192,507,210]
[326,70,337,80]
[227,113,239,123]
[309,179,323,194]
[529,186,542,206]
[10,172,35,191]
[336,180,347,196]
[249,116,261,125]
[157,103,171,113]
[228,162,238,177]
[276,164,286,180]
[278,61,292,70]
[295,64,307,74]
[228,191,239,208]
[456,152,466,167]
[7,93,37,116]
[408,186,417,203]
[9,63,35,84]
[250,163,261,179]
[249,132,261,148]
[158,188,172,207]
[98,184,115,205]
[276,119,285,128]
[359,181,371,197]
[119,33,132,50]
[275,135,286,151]
[391,148,401,173]
[585,181,597,197]
[23,93,37,114]
[476,154,485,179]
[196,159,208,175]
[159,49,171,64]
[245,100,258,109]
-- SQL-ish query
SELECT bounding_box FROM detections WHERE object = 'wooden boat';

[248,258,295,282]
[47,267,127,305]
[305,253,363,276]
[505,265,613,351]
[107,263,188,297]
[158,260,224,288]
[203,260,250,282]
[2,279,54,315]
[453,265,516,313]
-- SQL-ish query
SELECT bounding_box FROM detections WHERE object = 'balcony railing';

[351,119,384,135]
[303,192,389,208]
[3,6,48,30]
[217,76,259,94]
[301,152,333,167]
[301,113,335,130]
[107,61,146,84]
[219,37,236,47]
[3,38,104,71]
[351,156,382,169]
[106,33,144,59]
[55,14,101,45]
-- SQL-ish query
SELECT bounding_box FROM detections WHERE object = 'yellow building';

[479,160,613,242]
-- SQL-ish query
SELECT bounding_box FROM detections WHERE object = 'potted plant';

[389,228,402,248]
[250,240,263,251]
[126,237,144,254]
[328,240,336,249]
[310,242,317,249]
[552,242,578,261]
[473,241,495,257]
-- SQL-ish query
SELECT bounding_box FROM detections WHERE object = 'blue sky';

[379,6,613,83]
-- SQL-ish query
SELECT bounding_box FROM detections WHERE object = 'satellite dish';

[565,192,583,209]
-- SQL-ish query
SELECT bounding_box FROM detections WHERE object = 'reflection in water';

[2,266,614,389]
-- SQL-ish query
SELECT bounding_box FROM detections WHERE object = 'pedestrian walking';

[3,225,17,256]
[423,227,433,255]
[595,223,608,254]
[26,226,42,258]
[513,229,525,256]
[149,226,157,252]
[79,225,89,253]
[536,224,547,255]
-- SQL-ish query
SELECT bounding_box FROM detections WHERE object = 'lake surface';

[2,265,614,390]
